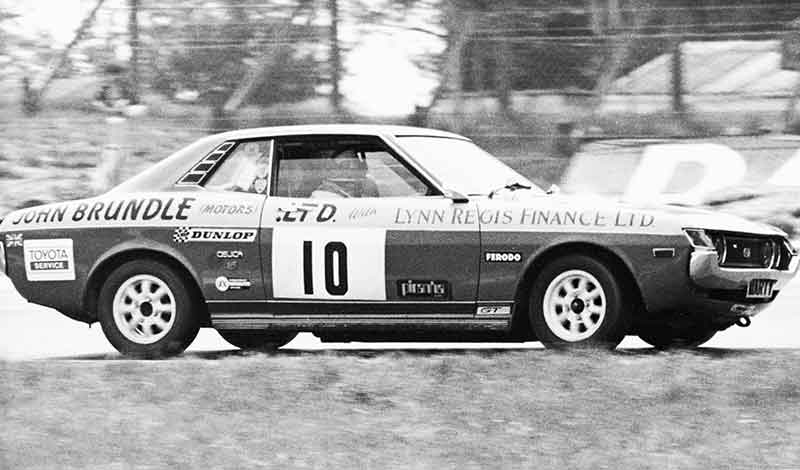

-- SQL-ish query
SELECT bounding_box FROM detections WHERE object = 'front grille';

[708,232,780,269]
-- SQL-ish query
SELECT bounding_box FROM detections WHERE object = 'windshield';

[396,136,541,196]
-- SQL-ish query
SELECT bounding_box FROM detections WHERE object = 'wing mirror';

[443,189,469,203]
[546,184,561,195]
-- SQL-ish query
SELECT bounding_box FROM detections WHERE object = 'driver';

[311,149,377,198]
[231,142,269,193]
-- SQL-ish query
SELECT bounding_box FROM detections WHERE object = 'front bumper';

[689,249,800,316]
[690,248,799,299]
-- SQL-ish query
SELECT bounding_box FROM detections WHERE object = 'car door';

[260,133,480,319]
[183,139,272,303]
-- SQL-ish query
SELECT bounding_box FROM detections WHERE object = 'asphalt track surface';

[1,274,798,359]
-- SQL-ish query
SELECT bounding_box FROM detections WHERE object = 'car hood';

[640,203,786,237]
[492,190,786,237]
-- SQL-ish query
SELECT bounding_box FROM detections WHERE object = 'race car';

[0,125,797,357]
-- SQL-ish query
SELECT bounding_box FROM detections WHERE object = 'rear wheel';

[218,330,295,352]
[98,260,200,358]
[529,254,631,349]
[638,324,717,349]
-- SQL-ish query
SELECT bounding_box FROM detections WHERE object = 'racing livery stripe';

[3,211,692,325]
[207,300,475,315]
[1,193,266,232]
[210,315,510,331]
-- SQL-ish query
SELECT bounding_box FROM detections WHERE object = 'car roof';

[111,124,467,194]
[214,124,468,140]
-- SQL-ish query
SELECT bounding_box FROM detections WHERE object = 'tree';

[589,0,654,109]
[128,0,140,104]
[33,0,107,111]
[329,0,342,112]
[142,0,323,124]
[0,9,16,56]
[425,1,599,115]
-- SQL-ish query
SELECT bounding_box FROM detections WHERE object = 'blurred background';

[1,0,799,235]
[1,0,800,356]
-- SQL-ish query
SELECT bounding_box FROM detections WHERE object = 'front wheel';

[97,260,200,358]
[218,330,295,352]
[529,254,631,349]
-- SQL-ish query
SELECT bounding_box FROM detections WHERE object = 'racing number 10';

[303,241,348,295]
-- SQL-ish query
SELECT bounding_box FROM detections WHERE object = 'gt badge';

[215,276,252,292]
[476,305,512,316]
[5,233,23,248]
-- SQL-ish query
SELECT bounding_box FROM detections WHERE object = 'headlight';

[683,229,715,249]
[761,239,777,268]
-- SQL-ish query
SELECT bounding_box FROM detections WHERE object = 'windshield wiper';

[488,182,532,199]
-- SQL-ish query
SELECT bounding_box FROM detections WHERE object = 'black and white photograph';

[1,0,800,468]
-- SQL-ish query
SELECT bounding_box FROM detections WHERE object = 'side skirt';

[208,300,512,332]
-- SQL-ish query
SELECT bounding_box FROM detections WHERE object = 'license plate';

[746,279,775,299]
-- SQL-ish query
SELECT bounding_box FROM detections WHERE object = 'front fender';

[500,231,691,317]
[87,238,202,292]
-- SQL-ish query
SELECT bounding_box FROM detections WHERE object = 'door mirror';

[443,189,469,203]
[546,184,561,195]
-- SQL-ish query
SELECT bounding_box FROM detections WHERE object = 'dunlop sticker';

[173,227,257,244]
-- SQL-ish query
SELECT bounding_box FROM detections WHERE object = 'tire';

[218,330,295,352]
[638,324,717,349]
[529,254,631,349]
[97,259,200,358]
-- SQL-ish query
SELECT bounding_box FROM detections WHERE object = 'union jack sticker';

[5,233,23,248]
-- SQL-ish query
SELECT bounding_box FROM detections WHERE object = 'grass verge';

[2,349,800,469]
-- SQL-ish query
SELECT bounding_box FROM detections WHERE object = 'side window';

[365,150,429,197]
[205,139,273,193]
[273,135,432,198]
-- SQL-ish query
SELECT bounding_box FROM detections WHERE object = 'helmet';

[331,149,367,173]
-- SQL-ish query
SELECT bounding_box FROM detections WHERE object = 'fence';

[3,1,800,183]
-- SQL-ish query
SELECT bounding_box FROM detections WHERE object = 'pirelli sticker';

[173,227,257,244]
[23,239,76,282]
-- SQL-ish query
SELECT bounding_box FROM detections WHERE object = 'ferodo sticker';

[173,227,257,243]
[484,252,522,263]
[23,239,76,281]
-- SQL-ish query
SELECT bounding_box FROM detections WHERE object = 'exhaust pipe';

[736,316,751,328]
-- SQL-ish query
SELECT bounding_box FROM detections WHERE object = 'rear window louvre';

[176,141,235,186]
